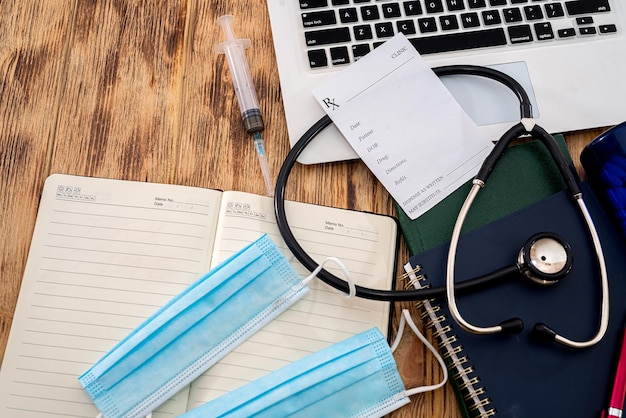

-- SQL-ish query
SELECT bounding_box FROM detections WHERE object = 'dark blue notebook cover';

[408,183,626,417]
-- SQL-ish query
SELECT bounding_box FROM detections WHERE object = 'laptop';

[266,0,626,164]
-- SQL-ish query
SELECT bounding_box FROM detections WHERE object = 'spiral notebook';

[403,184,626,417]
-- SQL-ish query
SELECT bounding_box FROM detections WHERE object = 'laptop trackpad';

[439,61,539,126]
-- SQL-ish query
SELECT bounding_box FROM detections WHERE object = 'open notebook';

[266,0,626,164]
[0,174,399,417]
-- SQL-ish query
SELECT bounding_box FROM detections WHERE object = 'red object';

[604,322,626,418]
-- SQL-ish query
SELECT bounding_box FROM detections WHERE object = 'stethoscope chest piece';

[518,232,573,286]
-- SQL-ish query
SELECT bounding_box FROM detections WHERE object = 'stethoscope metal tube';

[445,121,610,348]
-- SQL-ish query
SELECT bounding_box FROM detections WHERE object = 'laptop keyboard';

[299,0,618,69]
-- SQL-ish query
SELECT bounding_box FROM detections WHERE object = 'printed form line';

[347,56,416,103]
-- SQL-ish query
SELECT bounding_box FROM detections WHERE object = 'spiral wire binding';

[401,263,496,417]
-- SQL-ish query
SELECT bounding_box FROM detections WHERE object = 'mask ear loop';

[302,257,357,298]
[390,309,449,396]
[96,414,152,418]
[304,264,447,394]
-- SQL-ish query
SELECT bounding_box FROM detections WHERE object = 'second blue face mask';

[78,234,309,418]
[179,309,448,418]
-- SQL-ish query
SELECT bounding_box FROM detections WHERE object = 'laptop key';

[558,28,577,37]
[352,44,371,60]
[468,0,487,9]
[483,10,502,25]
[302,11,337,28]
[565,0,610,15]
[382,3,402,18]
[524,5,544,20]
[305,27,351,46]
[361,5,380,20]
[397,19,417,35]
[425,0,445,13]
[599,24,617,34]
[418,17,438,33]
[440,15,460,31]
[504,8,524,23]
[330,46,351,65]
[461,12,481,28]
[354,25,374,40]
[534,22,554,40]
[404,1,423,15]
[408,28,507,54]
[307,49,328,68]
[300,0,328,9]
[545,3,565,18]
[375,22,395,37]
[339,8,358,23]
[447,0,465,11]
[579,26,597,35]
[508,24,533,43]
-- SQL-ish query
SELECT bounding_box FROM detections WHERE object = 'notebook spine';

[402,263,496,418]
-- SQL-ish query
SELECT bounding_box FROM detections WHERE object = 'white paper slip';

[312,34,494,220]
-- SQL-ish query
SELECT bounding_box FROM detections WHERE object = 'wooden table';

[0,1,610,417]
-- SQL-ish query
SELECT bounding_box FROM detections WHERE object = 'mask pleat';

[87,252,269,390]
[198,328,409,418]
[226,343,374,413]
[87,243,265,377]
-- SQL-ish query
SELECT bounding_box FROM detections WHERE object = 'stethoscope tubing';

[273,64,609,348]
[274,65,540,301]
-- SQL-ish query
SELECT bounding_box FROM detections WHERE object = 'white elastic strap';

[391,309,448,396]
[95,413,152,418]
[302,257,356,298]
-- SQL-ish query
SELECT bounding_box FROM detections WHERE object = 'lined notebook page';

[0,174,221,418]
[186,191,398,408]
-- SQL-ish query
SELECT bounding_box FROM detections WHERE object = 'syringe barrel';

[216,15,264,134]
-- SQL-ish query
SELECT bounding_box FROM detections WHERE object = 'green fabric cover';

[396,134,573,255]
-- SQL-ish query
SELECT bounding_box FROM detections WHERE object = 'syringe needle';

[253,132,274,197]
[216,15,275,197]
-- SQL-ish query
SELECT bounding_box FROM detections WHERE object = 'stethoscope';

[273,65,609,349]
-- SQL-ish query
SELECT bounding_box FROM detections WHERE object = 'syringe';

[216,14,274,197]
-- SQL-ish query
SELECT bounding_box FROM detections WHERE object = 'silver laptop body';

[267,0,626,164]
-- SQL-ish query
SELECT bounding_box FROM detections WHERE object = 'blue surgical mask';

[180,309,447,418]
[79,234,309,418]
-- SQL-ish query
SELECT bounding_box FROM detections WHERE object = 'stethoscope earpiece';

[499,318,524,334]
[532,322,558,342]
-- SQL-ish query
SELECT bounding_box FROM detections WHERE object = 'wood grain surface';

[0,1,607,416]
